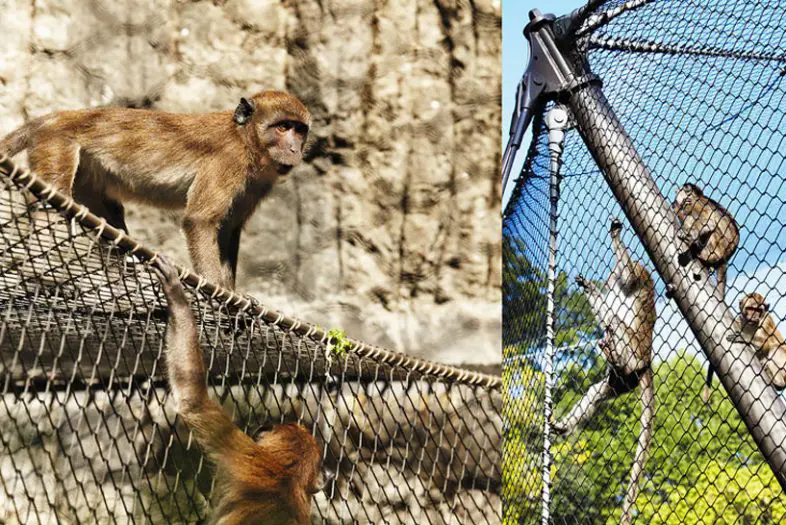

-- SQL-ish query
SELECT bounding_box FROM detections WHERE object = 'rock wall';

[0,0,501,365]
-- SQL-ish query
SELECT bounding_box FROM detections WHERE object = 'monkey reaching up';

[553,218,655,525]
[726,292,786,390]
[1,91,311,290]
[672,183,740,401]
[152,256,325,524]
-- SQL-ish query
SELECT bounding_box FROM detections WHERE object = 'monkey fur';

[152,256,324,524]
[1,91,311,291]
[672,183,740,401]
[726,292,786,390]
[554,218,655,525]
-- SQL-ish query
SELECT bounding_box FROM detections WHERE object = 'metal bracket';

[501,9,598,197]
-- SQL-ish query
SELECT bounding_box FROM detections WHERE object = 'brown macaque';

[725,292,786,390]
[672,183,740,401]
[0,91,311,290]
[152,256,325,524]
[553,218,655,525]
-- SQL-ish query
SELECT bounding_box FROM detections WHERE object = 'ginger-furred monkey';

[726,292,786,390]
[672,183,740,401]
[553,218,655,525]
[0,91,311,290]
[152,255,325,524]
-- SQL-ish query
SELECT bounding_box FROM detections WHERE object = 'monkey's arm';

[610,231,639,290]
[154,257,254,458]
[183,219,227,288]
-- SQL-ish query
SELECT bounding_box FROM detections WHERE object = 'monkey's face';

[260,118,309,169]
[233,91,312,171]
[741,293,769,326]
[673,185,696,212]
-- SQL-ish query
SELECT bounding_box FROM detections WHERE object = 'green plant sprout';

[326,328,352,357]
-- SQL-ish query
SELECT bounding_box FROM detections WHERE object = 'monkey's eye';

[275,121,294,132]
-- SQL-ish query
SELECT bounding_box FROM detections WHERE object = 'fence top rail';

[0,154,501,390]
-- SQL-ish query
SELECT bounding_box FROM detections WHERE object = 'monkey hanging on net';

[553,218,655,525]
[152,255,327,524]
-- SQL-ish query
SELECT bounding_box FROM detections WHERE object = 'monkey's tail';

[620,367,654,525]
[703,265,728,403]
[702,368,714,403]
[0,119,43,157]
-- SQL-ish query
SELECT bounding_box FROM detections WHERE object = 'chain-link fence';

[503,1,786,523]
[0,155,502,524]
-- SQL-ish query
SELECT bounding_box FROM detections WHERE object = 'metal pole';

[565,81,786,489]
[542,106,568,524]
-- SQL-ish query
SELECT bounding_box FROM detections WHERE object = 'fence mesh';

[504,0,786,523]
[0,155,502,524]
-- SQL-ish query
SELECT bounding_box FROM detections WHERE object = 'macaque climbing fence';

[504,0,786,524]
[0,155,501,524]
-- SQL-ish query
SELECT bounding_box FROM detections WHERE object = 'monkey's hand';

[609,217,623,234]
[551,420,568,437]
[575,275,591,290]
[151,255,188,308]
[676,228,688,242]
[726,332,740,343]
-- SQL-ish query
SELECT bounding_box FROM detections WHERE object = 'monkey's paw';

[610,217,623,233]
[676,228,688,241]
[575,275,590,289]
[151,255,181,291]
[551,420,569,437]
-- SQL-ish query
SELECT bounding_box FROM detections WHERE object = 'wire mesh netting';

[0,155,502,524]
[504,1,786,523]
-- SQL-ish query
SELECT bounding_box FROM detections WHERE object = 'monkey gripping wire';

[541,106,568,524]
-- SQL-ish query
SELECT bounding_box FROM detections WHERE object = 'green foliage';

[326,327,351,357]
[546,351,784,524]
[503,361,545,524]
[503,235,598,355]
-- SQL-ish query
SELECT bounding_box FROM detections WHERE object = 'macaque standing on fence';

[0,91,311,290]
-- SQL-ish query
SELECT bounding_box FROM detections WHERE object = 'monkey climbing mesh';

[504,0,786,523]
[0,156,501,524]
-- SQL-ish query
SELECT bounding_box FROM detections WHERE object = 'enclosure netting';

[0,155,501,524]
[504,0,786,523]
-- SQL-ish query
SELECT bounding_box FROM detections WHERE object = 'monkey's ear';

[233,97,255,125]
[765,303,771,311]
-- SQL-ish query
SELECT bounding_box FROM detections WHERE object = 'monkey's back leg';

[762,347,786,390]
[21,139,82,295]
[72,161,128,232]
[27,138,80,193]
[553,378,614,435]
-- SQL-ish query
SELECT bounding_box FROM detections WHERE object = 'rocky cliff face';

[0,0,501,365]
